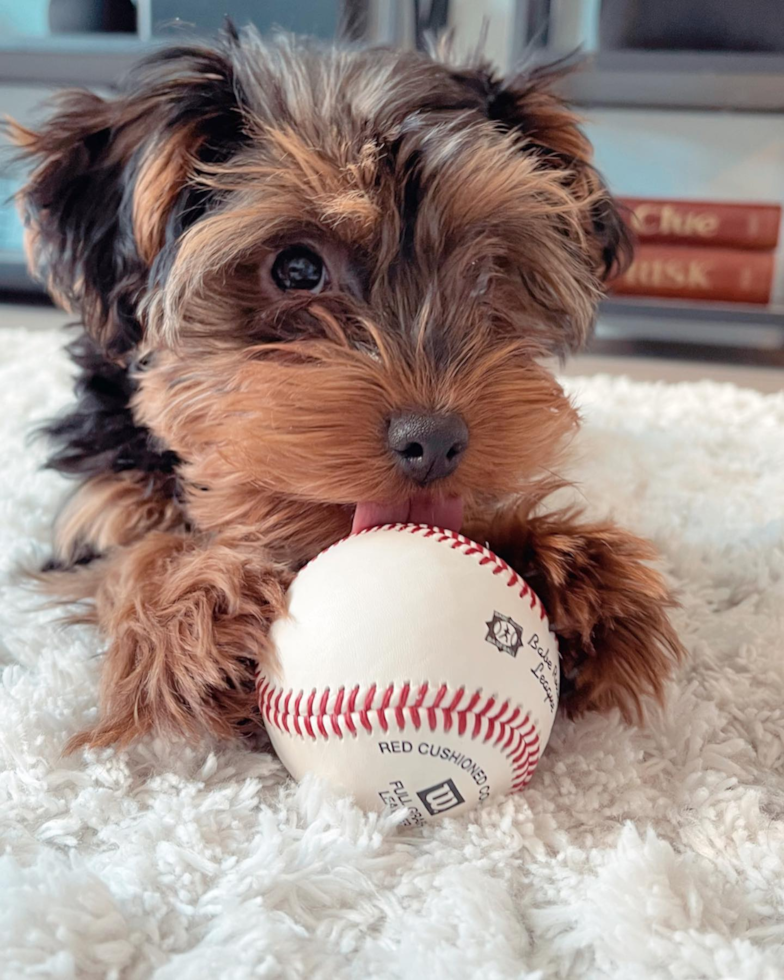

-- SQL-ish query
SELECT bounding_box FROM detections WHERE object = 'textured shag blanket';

[1,326,783,980]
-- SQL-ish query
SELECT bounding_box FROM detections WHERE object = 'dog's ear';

[455,61,633,287]
[7,40,248,356]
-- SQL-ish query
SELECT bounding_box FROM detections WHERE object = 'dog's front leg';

[465,505,685,722]
[65,530,292,751]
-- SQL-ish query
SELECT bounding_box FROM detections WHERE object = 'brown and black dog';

[10,26,682,751]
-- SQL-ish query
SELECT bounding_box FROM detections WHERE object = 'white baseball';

[258,524,560,824]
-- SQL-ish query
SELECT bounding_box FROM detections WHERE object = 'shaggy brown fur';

[9,27,683,750]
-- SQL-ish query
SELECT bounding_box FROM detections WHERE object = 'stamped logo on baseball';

[258,524,560,823]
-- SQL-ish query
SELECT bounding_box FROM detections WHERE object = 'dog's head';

[13,28,630,559]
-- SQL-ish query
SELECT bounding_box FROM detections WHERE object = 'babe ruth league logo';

[485,611,524,657]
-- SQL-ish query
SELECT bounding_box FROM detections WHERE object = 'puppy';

[10,26,683,751]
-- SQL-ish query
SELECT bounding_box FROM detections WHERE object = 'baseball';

[258,524,560,824]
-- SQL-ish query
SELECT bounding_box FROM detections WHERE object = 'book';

[620,198,782,251]
[610,244,775,305]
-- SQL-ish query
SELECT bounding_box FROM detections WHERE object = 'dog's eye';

[271,245,326,293]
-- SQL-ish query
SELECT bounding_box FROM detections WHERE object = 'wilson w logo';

[417,778,465,815]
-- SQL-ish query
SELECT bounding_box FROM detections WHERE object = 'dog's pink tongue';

[406,496,464,531]
[351,498,464,534]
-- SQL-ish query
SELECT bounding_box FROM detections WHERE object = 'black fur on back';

[42,329,180,485]
[14,32,255,499]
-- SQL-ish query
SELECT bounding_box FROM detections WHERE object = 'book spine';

[620,198,782,251]
[610,244,775,305]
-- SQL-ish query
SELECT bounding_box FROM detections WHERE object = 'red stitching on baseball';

[377,684,394,733]
[259,680,542,791]
[299,523,552,624]
[464,691,482,713]
[317,689,330,738]
[331,686,344,736]
[360,685,375,733]
[476,697,495,718]
[447,687,464,711]
[293,691,303,737]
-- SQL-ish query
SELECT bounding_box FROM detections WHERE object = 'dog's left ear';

[457,61,633,286]
[6,35,249,356]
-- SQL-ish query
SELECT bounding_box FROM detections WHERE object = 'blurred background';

[2,0,783,390]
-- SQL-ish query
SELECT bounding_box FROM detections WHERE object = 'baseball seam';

[306,523,548,618]
[258,678,541,792]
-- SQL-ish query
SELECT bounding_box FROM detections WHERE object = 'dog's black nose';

[388,412,468,484]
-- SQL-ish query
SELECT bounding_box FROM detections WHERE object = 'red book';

[611,244,775,305]
[619,198,781,251]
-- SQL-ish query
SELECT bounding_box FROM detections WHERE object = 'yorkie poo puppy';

[11,26,683,751]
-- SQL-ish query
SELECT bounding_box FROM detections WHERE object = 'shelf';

[0,254,41,294]
[0,36,162,87]
[588,334,784,368]
[598,297,784,352]
[3,37,784,112]
[554,50,784,113]
[602,296,784,326]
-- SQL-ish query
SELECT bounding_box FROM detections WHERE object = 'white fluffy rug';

[1,326,783,980]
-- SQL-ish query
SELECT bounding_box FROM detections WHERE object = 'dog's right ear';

[7,40,249,356]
